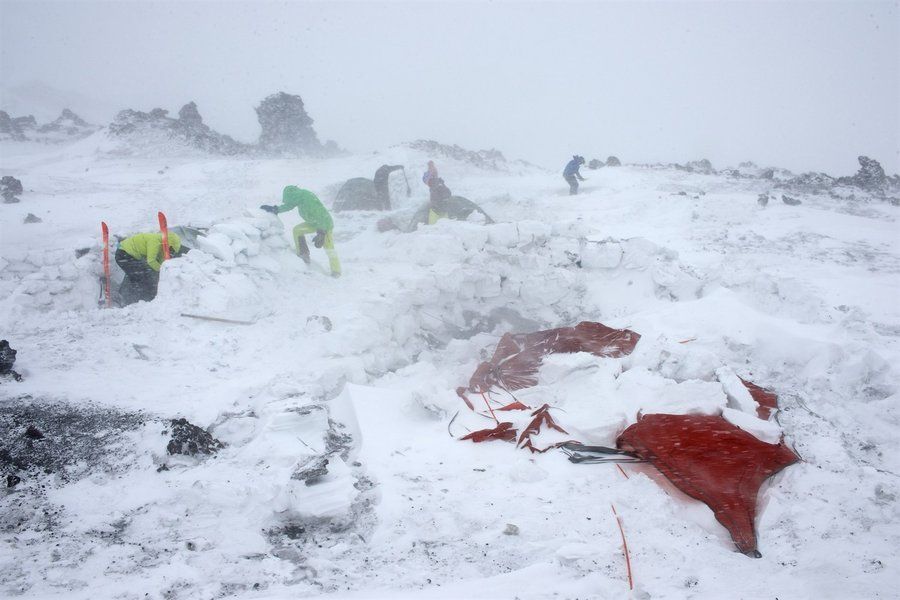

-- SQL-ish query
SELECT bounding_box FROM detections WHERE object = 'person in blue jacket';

[563,155,586,195]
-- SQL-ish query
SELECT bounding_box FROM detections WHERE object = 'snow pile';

[0,246,100,323]
[159,215,291,320]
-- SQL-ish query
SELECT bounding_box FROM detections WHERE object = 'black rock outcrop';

[605,155,621,167]
[837,156,888,191]
[782,171,835,192]
[0,111,36,141]
[166,418,224,457]
[0,340,18,375]
[1,109,97,142]
[256,92,330,156]
[680,159,715,174]
[406,139,508,171]
[109,102,248,156]
[1,176,23,203]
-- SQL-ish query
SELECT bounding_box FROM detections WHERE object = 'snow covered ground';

[1,135,898,599]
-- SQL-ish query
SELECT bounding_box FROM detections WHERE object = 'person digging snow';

[373,164,407,210]
[260,186,341,277]
[422,160,439,188]
[426,177,453,224]
[421,161,454,223]
[115,231,185,305]
[563,155,586,195]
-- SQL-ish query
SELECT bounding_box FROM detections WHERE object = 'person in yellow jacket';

[115,232,184,305]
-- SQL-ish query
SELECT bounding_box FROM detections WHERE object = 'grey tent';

[407,196,494,231]
[334,165,407,211]
[333,177,379,211]
[168,225,207,248]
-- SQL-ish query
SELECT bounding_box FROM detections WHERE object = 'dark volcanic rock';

[406,139,509,171]
[256,92,329,157]
[24,425,43,440]
[587,158,604,169]
[0,111,28,141]
[0,113,38,141]
[1,109,97,142]
[783,171,835,191]
[166,418,224,457]
[0,397,146,480]
[682,159,714,174]
[782,194,801,206]
[292,455,330,485]
[837,155,888,191]
[605,155,621,167]
[23,213,42,224]
[1,176,23,203]
[0,340,17,374]
[758,193,769,207]
[37,109,98,139]
[109,102,248,156]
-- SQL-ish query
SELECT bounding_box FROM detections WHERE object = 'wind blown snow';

[1,136,898,599]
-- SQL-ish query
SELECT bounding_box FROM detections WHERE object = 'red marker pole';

[101,222,112,307]
[158,211,170,260]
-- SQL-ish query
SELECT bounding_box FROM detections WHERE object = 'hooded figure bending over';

[261,186,341,277]
[563,155,586,195]
[116,232,184,304]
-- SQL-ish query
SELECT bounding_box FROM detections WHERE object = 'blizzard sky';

[1,0,898,174]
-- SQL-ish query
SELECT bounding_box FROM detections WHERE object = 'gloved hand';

[313,230,326,248]
[259,204,278,214]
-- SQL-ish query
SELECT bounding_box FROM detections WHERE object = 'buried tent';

[455,320,799,556]
[616,413,798,557]
[334,165,409,212]
[408,195,495,230]
[334,178,379,211]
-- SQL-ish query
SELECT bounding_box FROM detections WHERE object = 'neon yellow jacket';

[120,232,182,272]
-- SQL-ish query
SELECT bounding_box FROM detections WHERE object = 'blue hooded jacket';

[563,156,584,177]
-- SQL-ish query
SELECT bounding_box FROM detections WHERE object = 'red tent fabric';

[740,378,779,420]
[459,321,641,397]
[616,413,799,556]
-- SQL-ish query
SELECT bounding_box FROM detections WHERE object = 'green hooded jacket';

[120,232,182,272]
[275,186,334,231]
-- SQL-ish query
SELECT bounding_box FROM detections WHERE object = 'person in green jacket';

[260,186,341,277]
[115,232,183,305]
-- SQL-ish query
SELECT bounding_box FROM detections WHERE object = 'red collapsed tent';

[456,321,641,451]
[456,321,799,555]
[457,321,641,405]
[617,413,799,556]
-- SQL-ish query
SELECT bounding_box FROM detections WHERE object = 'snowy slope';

[1,137,898,599]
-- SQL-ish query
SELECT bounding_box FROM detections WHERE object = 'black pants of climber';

[564,174,579,195]
[115,249,159,305]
